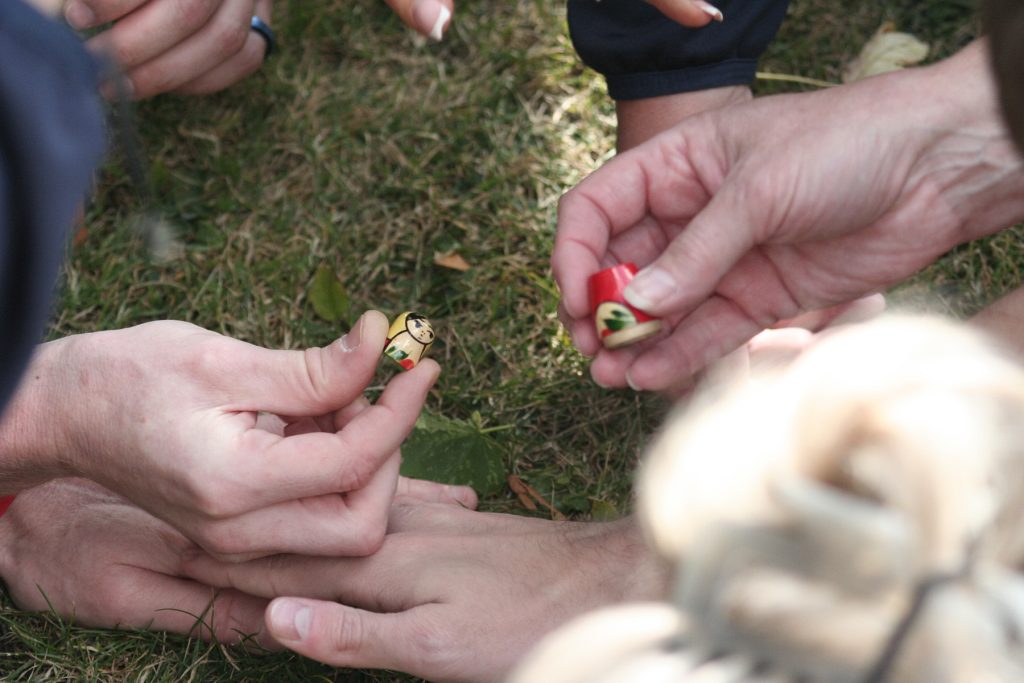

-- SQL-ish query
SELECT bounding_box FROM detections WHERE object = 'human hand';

[644,0,723,26]
[0,476,475,641]
[63,0,273,98]
[0,311,446,561]
[554,41,1024,391]
[0,478,272,643]
[182,505,667,683]
[383,0,453,42]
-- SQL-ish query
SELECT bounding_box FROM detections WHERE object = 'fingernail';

[694,0,724,21]
[339,316,364,353]
[592,374,611,389]
[624,267,677,312]
[64,1,97,29]
[269,600,311,641]
[413,0,450,41]
[626,371,642,392]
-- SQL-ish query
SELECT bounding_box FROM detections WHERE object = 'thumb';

[646,0,723,26]
[383,0,454,41]
[623,180,759,318]
[267,598,431,675]
[224,310,391,416]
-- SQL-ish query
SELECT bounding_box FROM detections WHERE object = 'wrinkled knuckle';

[186,337,235,380]
[336,452,372,492]
[346,517,386,557]
[212,18,249,60]
[328,609,366,654]
[407,616,461,674]
[299,347,332,403]
[194,524,245,556]
[187,478,237,519]
[209,592,254,643]
[174,0,216,31]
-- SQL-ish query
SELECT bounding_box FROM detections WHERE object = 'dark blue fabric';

[567,0,790,100]
[0,1,106,416]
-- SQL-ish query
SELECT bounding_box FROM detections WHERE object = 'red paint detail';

[399,358,415,370]
[0,495,15,519]
[588,262,660,323]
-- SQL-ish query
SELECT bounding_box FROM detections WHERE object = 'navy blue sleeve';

[567,0,790,100]
[0,1,106,415]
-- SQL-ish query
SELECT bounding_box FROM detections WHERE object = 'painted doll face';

[406,315,435,344]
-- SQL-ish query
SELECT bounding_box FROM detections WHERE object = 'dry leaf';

[434,252,472,271]
[507,475,567,520]
[843,22,929,83]
[508,475,538,511]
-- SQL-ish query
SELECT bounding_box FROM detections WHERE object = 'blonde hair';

[511,315,1024,683]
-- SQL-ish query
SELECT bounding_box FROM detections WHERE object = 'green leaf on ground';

[309,265,350,323]
[400,412,507,496]
[590,499,619,521]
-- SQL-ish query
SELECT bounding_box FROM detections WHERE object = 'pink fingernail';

[269,600,311,641]
[64,1,97,29]
[624,267,677,312]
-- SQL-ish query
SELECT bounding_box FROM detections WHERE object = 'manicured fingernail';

[624,267,677,312]
[413,0,450,41]
[269,600,311,641]
[339,316,364,353]
[694,0,724,21]
[64,1,97,29]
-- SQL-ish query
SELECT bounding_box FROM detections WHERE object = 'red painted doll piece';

[588,263,663,349]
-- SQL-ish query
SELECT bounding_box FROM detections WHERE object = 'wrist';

[909,40,1024,244]
[0,336,83,490]
[592,517,671,602]
[616,86,752,151]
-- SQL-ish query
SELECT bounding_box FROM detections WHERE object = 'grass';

[0,0,1003,680]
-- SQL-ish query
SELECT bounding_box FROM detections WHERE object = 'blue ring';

[250,15,276,59]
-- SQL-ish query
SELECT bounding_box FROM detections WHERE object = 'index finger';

[552,129,709,319]
[65,0,148,27]
[235,359,441,505]
[84,0,223,70]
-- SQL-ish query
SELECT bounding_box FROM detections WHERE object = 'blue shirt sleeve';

[567,0,790,100]
[0,1,106,415]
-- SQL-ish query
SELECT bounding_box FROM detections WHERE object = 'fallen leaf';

[400,412,507,496]
[589,499,619,521]
[507,475,538,511]
[843,22,929,83]
[309,265,350,323]
[434,252,472,272]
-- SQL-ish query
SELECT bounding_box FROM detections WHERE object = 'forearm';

[616,86,751,151]
[577,516,671,603]
[0,338,79,493]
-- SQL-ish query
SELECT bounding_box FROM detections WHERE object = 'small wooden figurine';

[588,262,663,349]
[383,311,435,369]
